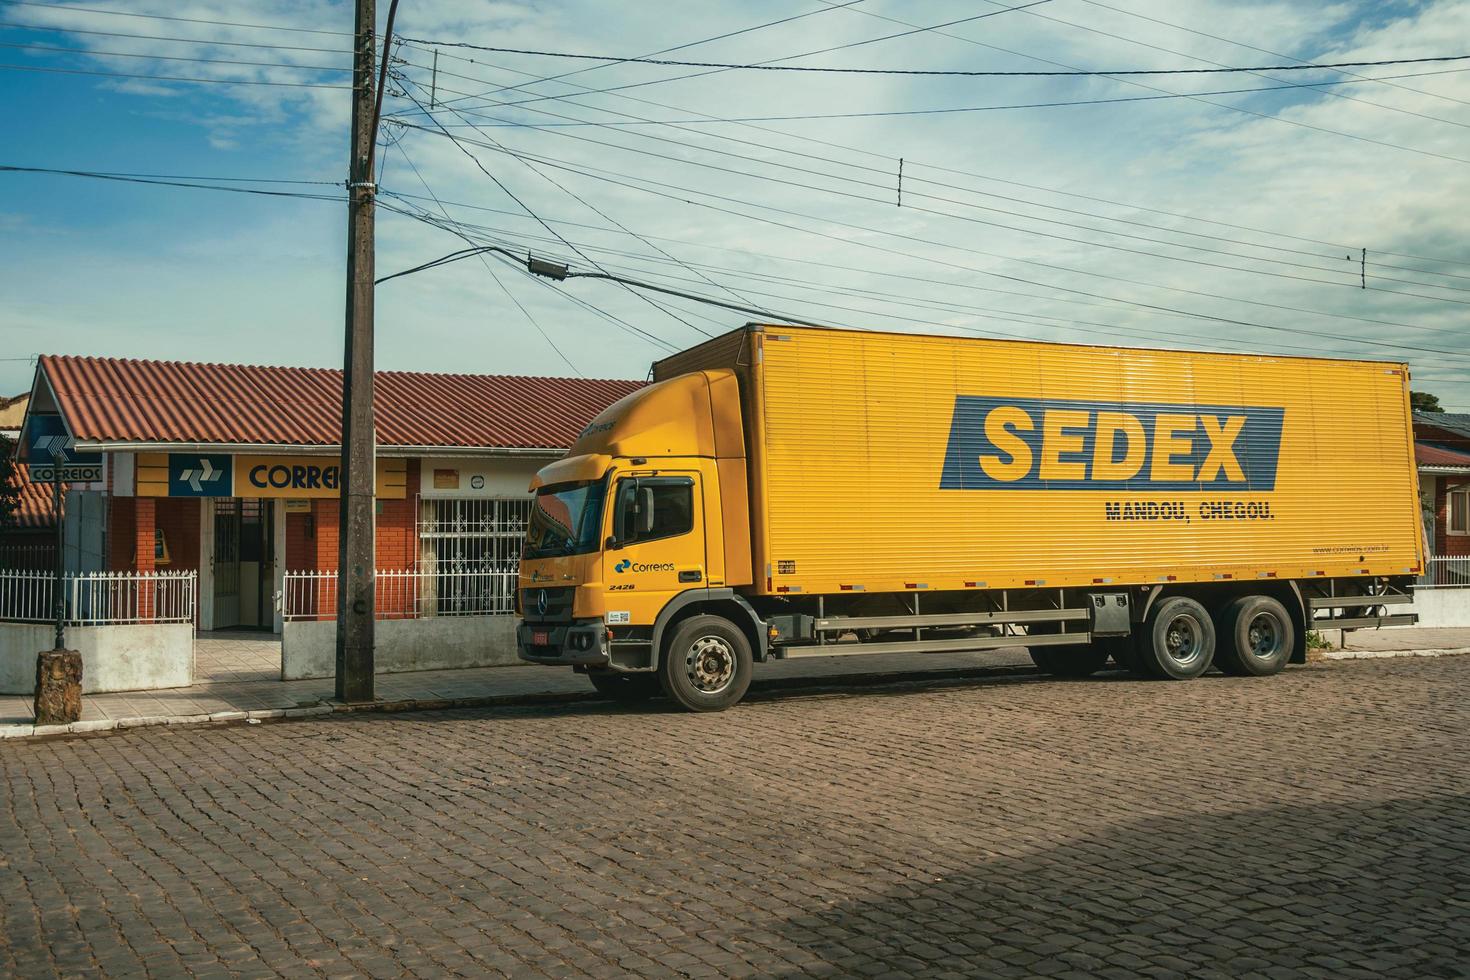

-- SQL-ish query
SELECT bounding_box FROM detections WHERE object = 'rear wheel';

[1029,645,1111,678]
[1215,595,1293,677]
[659,615,754,712]
[587,669,661,703]
[1137,596,1215,680]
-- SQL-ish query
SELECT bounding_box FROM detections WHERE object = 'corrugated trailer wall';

[662,326,1424,595]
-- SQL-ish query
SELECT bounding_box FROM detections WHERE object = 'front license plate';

[532,630,549,646]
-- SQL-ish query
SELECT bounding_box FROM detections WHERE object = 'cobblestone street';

[2,656,1468,978]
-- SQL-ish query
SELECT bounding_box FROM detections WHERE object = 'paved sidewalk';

[3,626,1467,740]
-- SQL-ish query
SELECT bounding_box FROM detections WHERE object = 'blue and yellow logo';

[940,397,1285,491]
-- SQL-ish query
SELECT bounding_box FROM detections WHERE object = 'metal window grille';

[418,497,530,616]
[0,569,197,625]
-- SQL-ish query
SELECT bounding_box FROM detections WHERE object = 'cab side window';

[615,478,694,545]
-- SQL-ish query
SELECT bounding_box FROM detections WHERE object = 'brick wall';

[107,497,134,571]
[1439,478,1470,557]
[154,498,199,572]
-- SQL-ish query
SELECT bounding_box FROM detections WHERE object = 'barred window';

[418,497,531,615]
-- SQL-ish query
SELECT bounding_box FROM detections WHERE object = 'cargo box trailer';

[519,325,1423,711]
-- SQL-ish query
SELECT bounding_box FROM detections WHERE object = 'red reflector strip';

[1092,578,1104,584]
[964,581,979,588]
[775,586,790,593]
[840,584,855,591]
[1166,575,1178,581]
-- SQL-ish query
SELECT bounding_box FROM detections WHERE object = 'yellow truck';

[518,324,1423,711]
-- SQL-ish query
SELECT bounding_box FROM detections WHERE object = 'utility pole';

[337,0,378,703]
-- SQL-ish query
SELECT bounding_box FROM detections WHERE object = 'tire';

[658,615,754,712]
[587,669,662,703]
[1214,595,1293,677]
[1137,596,1215,680]
[1029,645,1111,678]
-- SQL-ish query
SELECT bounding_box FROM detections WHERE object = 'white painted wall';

[418,456,546,498]
[0,622,194,694]
[281,614,520,680]
[1404,588,1470,628]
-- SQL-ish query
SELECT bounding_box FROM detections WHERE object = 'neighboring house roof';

[5,464,65,529]
[1413,411,1470,443]
[1417,442,1470,474]
[0,391,28,433]
[35,355,643,452]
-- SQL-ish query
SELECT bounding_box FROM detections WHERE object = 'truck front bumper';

[517,619,611,668]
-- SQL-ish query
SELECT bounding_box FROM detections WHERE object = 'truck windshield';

[525,479,608,559]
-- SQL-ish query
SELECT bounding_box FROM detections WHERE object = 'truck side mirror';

[638,487,656,535]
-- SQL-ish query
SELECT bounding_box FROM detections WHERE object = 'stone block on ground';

[34,649,82,725]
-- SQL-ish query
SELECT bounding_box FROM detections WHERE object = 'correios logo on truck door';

[940,396,1285,490]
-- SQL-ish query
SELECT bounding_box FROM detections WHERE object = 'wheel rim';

[1246,611,1283,659]
[1165,613,1204,664]
[686,635,736,694]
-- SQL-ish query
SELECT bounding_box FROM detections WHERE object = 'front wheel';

[587,669,662,703]
[659,615,754,712]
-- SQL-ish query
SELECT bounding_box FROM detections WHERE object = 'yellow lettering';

[979,406,1034,482]
[1039,409,1089,481]
[1150,414,1196,482]
[1092,412,1146,481]
[1198,415,1246,482]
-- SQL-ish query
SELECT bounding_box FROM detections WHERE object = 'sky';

[2,0,1469,409]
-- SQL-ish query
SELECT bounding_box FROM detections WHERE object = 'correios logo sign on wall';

[23,414,106,484]
[150,453,408,499]
[167,453,233,497]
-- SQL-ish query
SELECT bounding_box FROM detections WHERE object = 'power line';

[401,73,772,315]
[0,164,345,199]
[1072,0,1470,110]
[0,40,352,72]
[380,203,1448,363]
[455,1,1056,112]
[395,50,1470,281]
[0,61,355,87]
[0,20,351,53]
[971,0,1470,131]
[396,47,1470,274]
[386,139,580,374]
[386,125,1470,358]
[800,0,1470,170]
[7,1,352,36]
[416,67,1470,128]
[435,0,872,109]
[390,87,700,348]
[400,44,1470,78]
[390,113,1470,304]
[400,64,1470,294]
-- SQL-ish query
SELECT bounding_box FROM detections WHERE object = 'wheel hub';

[1165,614,1201,663]
[1247,613,1279,657]
[687,636,735,694]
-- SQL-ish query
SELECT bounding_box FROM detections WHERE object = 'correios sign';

[139,453,406,499]
[22,414,106,484]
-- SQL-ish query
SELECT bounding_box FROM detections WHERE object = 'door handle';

[678,570,703,583]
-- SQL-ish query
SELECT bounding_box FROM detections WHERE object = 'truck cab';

[517,369,761,710]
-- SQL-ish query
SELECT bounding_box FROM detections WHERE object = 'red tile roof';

[5,464,67,529]
[39,355,642,451]
[1417,442,1470,470]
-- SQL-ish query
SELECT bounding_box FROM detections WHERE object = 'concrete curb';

[4,647,1468,741]
[1321,646,1470,660]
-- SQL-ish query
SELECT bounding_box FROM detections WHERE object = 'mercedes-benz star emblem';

[536,589,548,616]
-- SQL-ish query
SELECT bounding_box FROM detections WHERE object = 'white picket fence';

[282,566,519,622]
[1421,555,1470,589]
[0,570,197,625]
